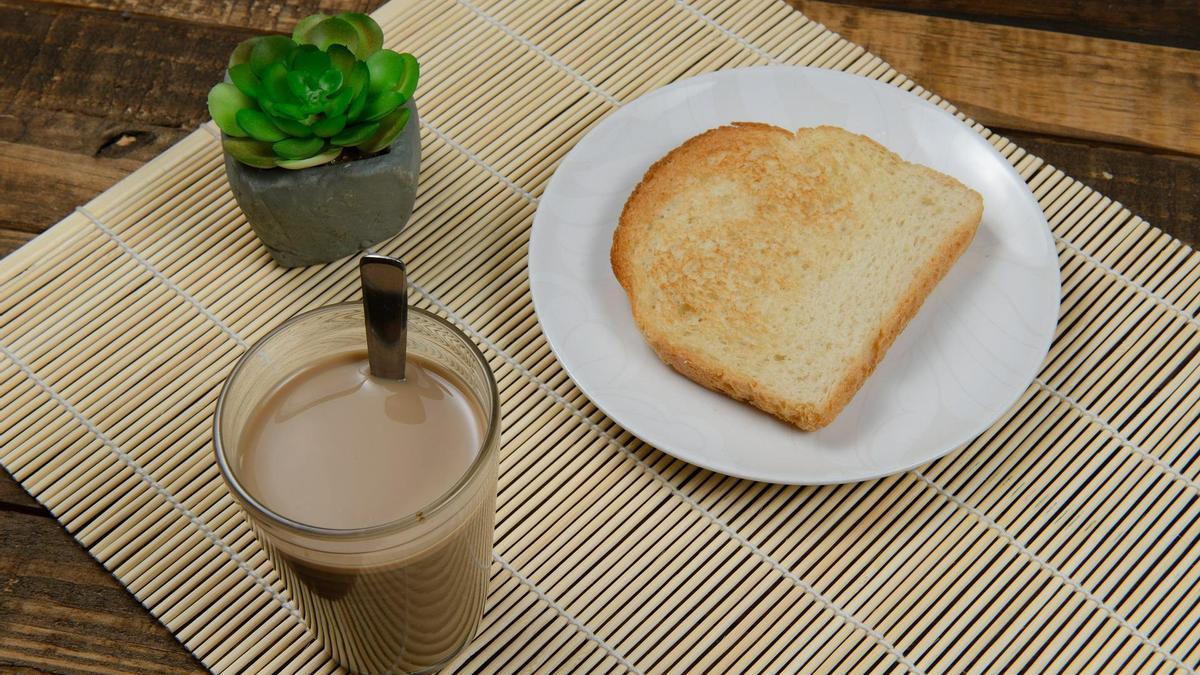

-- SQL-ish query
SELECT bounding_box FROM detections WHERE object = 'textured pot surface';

[224,99,421,267]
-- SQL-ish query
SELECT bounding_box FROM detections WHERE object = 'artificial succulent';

[208,13,419,169]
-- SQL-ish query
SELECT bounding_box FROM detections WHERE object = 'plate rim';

[529,64,1060,484]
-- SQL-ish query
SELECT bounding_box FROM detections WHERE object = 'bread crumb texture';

[611,124,983,430]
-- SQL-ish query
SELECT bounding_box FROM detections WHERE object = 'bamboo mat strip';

[3,0,1200,672]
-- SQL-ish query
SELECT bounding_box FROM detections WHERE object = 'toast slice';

[610,123,983,430]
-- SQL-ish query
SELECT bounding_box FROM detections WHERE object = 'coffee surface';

[240,351,483,529]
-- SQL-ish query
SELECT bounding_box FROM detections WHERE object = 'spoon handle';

[360,254,408,380]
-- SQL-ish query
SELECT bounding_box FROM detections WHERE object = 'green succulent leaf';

[235,109,287,143]
[207,82,253,137]
[365,50,404,96]
[392,52,419,101]
[330,121,379,147]
[273,137,326,160]
[361,91,405,122]
[365,50,419,100]
[346,89,369,121]
[327,44,356,76]
[337,12,383,59]
[272,100,309,120]
[286,43,313,68]
[318,69,344,93]
[220,12,414,165]
[229,37,260,69]
[312,115,348,138]
[337,63,371,120]
[261,62,297,104]
[223,137,277,168]
[304,17,360,54]
[356,107,409,154]
[250,36,297,77]
[347,61,369,96]
[277,146,342,170]
[286,70,319,102]
[291,13,328,44]
[265,112,315,138]
[322,86,355,116]
[290,44,331,74]
[227,63,261,98]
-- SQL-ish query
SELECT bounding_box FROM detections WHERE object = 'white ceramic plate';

[529,66,1060,484]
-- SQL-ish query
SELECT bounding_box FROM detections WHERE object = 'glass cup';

[213,303,500,674]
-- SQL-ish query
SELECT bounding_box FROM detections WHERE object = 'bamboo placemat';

[3,0,1199,672]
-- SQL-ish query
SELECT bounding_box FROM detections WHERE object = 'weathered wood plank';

[0,140,140,236]
[0,229,37,258]
[0,507,204,674]
[1003,129,1200,248]
[789,0,1200,156]
[0,107,189,249]
[825,0,1200,50]
[0,2,237,256]
[34,0,381,32]
[0,1,255,130]
[0,109,186,164]
[0,471,45,514]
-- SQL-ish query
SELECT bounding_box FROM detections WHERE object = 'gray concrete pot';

[223,99,421,267]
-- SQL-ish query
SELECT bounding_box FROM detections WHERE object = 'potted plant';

[207,13,421,267]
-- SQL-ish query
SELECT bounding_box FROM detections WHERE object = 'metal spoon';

[359,254,408,380]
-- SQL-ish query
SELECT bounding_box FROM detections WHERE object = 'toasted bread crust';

[612,123,983,431]
[611,122,789,292]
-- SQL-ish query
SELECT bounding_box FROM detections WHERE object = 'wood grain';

[0,505,205,674]
[0,229,36,258]
[790,0,1200,156]
[50,0,379,32]
[0,1,242,256]
[0,141,139,234]
[0,107,186,236]
[0,109,186,164]
[0,1,252,131]
[0,471,43,514]
[1003,129,1200,246]
[825,0,1200,50]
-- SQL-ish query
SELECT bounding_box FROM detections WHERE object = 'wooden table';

[1,1,1197,671]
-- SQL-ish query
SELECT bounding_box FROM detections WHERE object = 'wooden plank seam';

[396,4,1200,668]
[69,197,644,672]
